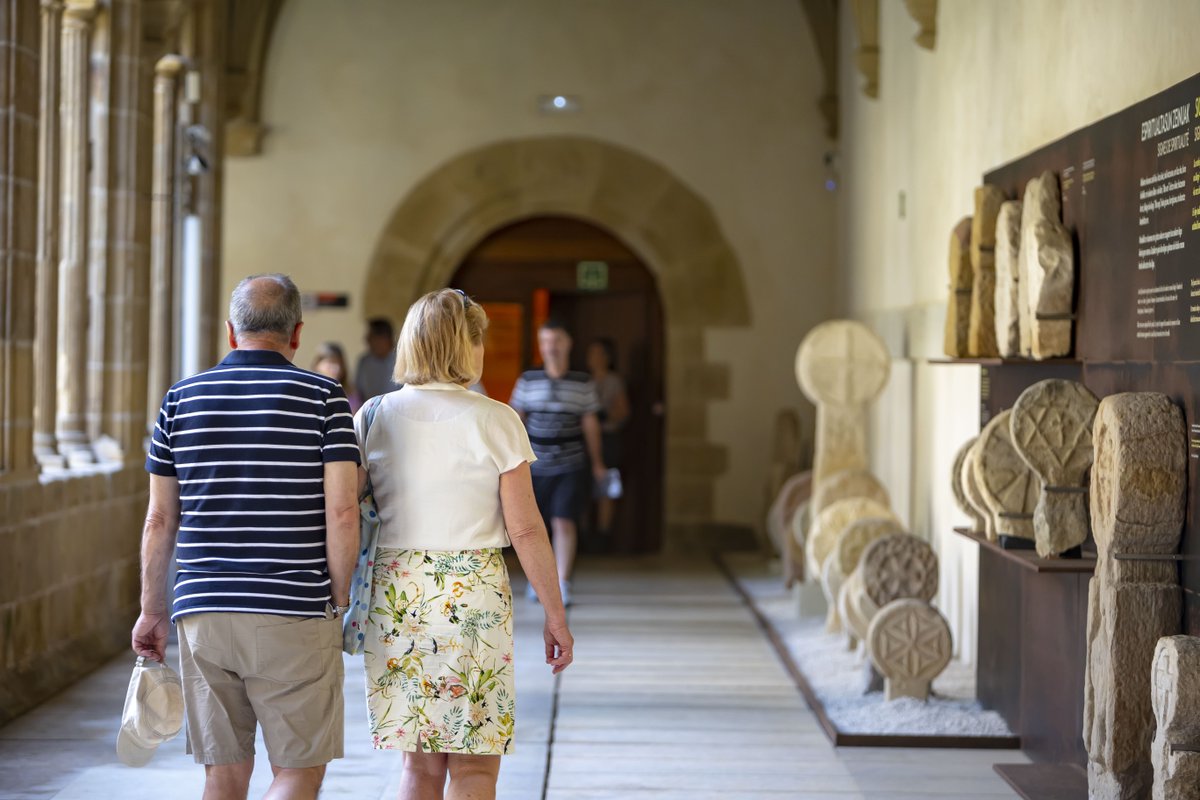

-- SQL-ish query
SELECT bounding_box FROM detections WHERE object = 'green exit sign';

[576,261,609,291]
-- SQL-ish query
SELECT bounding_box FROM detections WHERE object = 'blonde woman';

[354,289,573,800]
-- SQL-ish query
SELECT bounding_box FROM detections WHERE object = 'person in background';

[587,337,629,537]
[355,289,572,799]
[312,341,364,413]
[356,317,399,400]
[509,321,607,606]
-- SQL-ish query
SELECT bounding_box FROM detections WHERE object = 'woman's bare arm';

[500,462,574,673]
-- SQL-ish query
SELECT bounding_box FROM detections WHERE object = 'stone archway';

[363,135,752,550]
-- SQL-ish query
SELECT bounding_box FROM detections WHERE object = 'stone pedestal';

[1084,393,1187,800]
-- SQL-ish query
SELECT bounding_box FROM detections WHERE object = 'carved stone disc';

[1011,379,1099,484]
[795,320,890,406]
[806,497,896,578]
[812,468,889,515]
[860,533,939,608]
[836,516,905,578]
[867,599,952,682]
[973,409,1040,539]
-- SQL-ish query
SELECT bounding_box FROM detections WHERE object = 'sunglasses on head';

[451,288,473,308]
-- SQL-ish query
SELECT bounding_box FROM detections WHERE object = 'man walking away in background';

[510,320,607,606]
[132,273,360,800]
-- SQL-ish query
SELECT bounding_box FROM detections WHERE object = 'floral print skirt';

[363,547,515,755]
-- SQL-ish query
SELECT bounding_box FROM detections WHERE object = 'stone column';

[100,0,149,459]
[55,0,95,462]
[84,9,109,445]
[0,0,41,474]
[146,54,182,421]
[195,0,228,370]
[33,0,62,465]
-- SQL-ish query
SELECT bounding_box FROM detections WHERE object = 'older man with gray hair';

[132,273,359,799]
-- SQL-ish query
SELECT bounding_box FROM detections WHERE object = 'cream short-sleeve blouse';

[354,382,536,551]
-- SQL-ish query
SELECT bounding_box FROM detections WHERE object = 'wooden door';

[450,217,665,554]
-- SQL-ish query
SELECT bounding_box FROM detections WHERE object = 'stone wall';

[0,468,147,724]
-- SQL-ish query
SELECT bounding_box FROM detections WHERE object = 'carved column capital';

[62,0,96,25]
[155,53,185,78]
[850,0,880,100]
[903,0,937,50]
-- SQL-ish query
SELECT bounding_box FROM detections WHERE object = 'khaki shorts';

[177,611,344,768]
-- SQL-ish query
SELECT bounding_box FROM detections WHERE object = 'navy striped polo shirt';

[509,369,601,475]
[145,348,361,621]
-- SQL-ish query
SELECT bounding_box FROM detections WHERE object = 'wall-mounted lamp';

[184,124,210,176]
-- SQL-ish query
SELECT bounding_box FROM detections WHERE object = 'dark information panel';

[980,73,1200,635]
[984,73,1200,362]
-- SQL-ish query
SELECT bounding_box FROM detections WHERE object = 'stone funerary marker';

[968,185,1004,357]
[796,320,890,486]
[993,199,1023,357]
[943,217,974,358]
[973,409,1040,544]
[1010,379,1099,557]
[1084,393,1187,800]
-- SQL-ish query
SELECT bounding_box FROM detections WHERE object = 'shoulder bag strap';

[358,394,384,501]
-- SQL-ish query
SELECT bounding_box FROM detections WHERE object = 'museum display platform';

[717,553,1021,750]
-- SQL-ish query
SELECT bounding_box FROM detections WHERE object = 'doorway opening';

[450,216,665,555]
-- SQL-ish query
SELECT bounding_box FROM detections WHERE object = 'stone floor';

[0,556,1022,799]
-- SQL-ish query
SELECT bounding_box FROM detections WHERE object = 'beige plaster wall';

[222,0,837,532]
[838,0,1200,660]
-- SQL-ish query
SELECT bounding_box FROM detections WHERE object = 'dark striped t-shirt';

[509,369,601,475]
[145,349,360,621]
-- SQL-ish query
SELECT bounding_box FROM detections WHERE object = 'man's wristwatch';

[331,600,351,618]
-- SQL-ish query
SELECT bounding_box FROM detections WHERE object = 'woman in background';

[586,338,629,537]
[312,341,364,412]
[355,289,573,800]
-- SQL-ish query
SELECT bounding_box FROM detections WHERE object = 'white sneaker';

[559,580,572,607]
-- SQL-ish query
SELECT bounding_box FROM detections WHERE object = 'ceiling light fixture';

[537,94,581,114]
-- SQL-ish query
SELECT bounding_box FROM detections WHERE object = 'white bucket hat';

[116,656,184,767]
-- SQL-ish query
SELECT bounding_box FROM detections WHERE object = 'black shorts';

[532,468,592,524]
[601,432,622,468]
